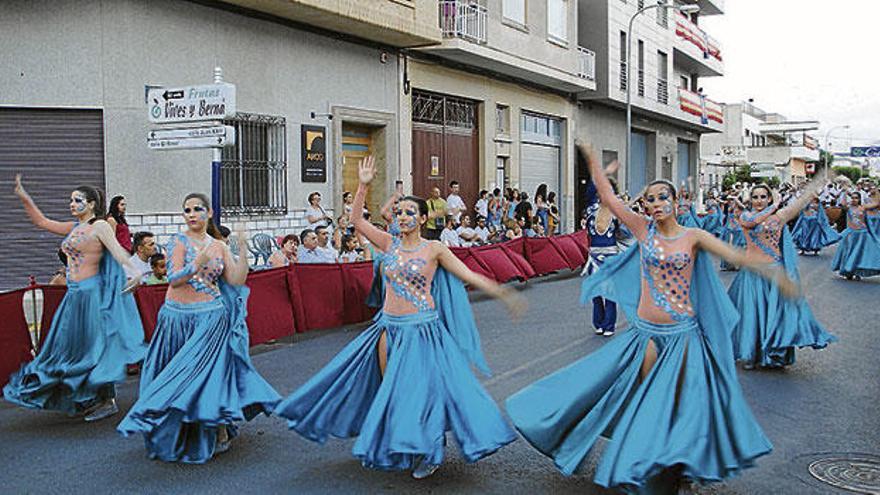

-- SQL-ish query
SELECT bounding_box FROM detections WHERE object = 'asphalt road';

[1,246,878,494]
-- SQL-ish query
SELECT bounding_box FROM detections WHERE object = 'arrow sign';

[147,126,236,150]
[148,125,232,141]
[162,90,184,100]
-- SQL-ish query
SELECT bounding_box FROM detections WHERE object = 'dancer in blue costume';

[831,191,880,280]
[118,193,280,463]
[719,195,746,271]
[729,183,836,369]
[5,175,145,421]
[700,195,724,237]
[675,184,701,229]
[791,197,841,255]
[581,163,623,337]
[507,144,794,494]
[276,156,524,479]
[864,185,880,237]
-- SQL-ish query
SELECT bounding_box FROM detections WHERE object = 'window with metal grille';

[221,113,288,215]
[657,6,668,28]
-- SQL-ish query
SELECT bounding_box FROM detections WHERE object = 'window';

[503,0,526,26]
[637,40,645,97]
[496,157,508,189]
[657,50,668,104]
[496,104,510,135]
[619,31,628,91]
[547,0,567,42]
[637,0,644,8]
[679,75,689,89]
[657,5,668,28]
[221,112,288,215]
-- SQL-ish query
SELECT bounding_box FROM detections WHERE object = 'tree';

[832,165,862,183]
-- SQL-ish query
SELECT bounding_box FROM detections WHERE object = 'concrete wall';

[404,58,577,230]
[1,0,399,222]
[577,101,699,196]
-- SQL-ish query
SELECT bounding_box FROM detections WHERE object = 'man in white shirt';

[125,231,156,280]
[474,189,489,220]
[315,225,339,262]
[473,216,492,244]
[297,229,328,264]
[439,217,461,247]
[446,181,466,226]
[456,215,479,247]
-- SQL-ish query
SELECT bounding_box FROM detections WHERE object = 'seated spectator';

[126,231,156,280]
[440,216,461,247]
[505,222,523,240]
[143,254,168,285]
[523,217,538,238]
[298,229,334,264]
[268,234,298,268]
[338,234,363,263]
[49,249,67,286]
[532,219,546,237]
[474,216,493,244]
[456,214,479,247]
[315,225,339,262]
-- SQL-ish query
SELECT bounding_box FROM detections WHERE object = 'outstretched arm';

[350,156,393,252]
[223,225,251,285]
[93,220,143,291]
[435,243,526,320]
[776,180,824,223]
[694,230,798,298]
[14,174,74,235]
[576,142,647,239]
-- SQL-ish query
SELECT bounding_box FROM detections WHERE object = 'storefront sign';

[301,125,327,183]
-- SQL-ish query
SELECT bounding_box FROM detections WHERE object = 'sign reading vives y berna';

[147,83,236,124]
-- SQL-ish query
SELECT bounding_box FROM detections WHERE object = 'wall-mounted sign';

[301,125,326,183]
[147,125,236,150]
[430,155,440,176]
[147,83,236,124]
[852,146,880,158]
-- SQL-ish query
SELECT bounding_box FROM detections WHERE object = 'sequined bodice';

[586,203,618,247]
[381,238,437,315]
[166,233,225,301]
[848,208,867,230]
[61,223,103,281]
[742,210,783,263]
[638,224,695,323]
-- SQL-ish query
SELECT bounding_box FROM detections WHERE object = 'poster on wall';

[301,124,326,183]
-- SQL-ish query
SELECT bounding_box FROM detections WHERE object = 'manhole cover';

[808,456,880,494]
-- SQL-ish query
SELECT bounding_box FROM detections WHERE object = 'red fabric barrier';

[134,284,167,342]
[245,267,297,345]
[500,238,537,279]
[38,285,68,348]
[569,229,590,258]
[287,263,346,332]
[551,234,587,270]
[471,245,526,283]
[340,261,378,324]
[450,247,495,280]
[524,237,570,275]
[0,290,35,388]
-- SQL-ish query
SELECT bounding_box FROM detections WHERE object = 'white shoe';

[84,399,118,422]
[412,457,440,479]
[602,329,615,337]
[594,328,604,335]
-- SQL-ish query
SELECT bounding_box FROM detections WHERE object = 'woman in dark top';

[106,195,132,253]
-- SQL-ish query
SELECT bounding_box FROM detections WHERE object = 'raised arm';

[694,229,798,298]
[576,142,647,238]
[435,243,526,320]
[350,156,393,252]
[776,180,824,223]
[93,220,138,269]
[223,225,250,285]
[14,174,74,235]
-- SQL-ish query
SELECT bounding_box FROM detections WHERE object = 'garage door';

[520,112,561,203]
[0,108,105,291]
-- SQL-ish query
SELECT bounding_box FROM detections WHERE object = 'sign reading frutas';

[148,83,236,124]
[301,125,327,183]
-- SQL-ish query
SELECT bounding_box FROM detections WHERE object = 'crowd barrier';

[0,231,588,387]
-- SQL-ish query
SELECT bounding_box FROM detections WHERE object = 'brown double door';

[411,90,479,214]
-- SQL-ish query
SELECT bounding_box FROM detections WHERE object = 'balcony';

[577,47,596,81]
[439,0,487,44]
[679,0,725,16]
[673,12,723,77]
[420,1,595,92]
[678,87,723,127]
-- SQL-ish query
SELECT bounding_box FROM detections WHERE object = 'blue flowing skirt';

[868,216,880,238]
[117,299,280,464]
[831,228,880,278]
[275,311,516,471]
[506,317,771,491]
[729,269,836,367]
[791,217,840,252]
[4,275,143,413]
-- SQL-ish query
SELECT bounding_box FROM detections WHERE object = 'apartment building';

[0,0,439,289]
[575,0,725,215]
[405,0,597,231]
[701,102,820,188]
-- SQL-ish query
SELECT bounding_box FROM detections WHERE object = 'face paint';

[72,193,88,213]
[661,205,673,215]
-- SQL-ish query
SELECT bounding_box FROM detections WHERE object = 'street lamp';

[625,2,700,193]
[823,124,849,180]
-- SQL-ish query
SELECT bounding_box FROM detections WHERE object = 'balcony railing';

[657,79,669,105]
[439,0,487,44]
[577,47,596,81]
[675,12,722,61]
[678,87,723,124]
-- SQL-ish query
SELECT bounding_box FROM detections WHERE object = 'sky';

[700,0,879,151]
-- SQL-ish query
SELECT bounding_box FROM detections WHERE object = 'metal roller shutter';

[0,108,105,291]
[520,143,560,201]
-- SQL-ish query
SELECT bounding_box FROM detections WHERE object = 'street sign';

[147,83,236,124]
[148,125,233,141]
[750,162,778,178]
[148,133,235,150]
[851,146,880,158]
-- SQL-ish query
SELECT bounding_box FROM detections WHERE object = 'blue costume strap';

[581,240,740,366]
